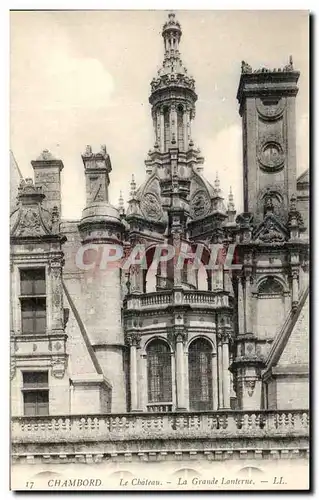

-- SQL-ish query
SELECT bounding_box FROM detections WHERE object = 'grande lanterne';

[10,12,309,483]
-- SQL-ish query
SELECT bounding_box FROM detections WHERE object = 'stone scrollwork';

[190,190,211,219]
[16,208,43,237]
[125,332,141,348]
[140,193,162,221]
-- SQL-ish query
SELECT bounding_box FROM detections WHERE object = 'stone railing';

[12,410,309,444]
[140,291,173,307]
[125,289,230,311]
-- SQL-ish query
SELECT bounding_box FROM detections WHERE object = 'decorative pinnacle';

[130,174,137,199]
[227,186,235,211]
[118,191,125,215]
[214,172,220,191]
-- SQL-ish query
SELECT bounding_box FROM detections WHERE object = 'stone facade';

[10,13,309,484]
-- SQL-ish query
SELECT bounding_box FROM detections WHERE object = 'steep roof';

[10,151,23,214]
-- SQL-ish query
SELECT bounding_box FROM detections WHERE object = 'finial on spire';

[227,186,235,212]
[130,174,137,199]
[214,172,220,191]
[118,191,125,215]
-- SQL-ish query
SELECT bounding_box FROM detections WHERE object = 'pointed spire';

[118,191,125,215]
[130,174,137,199]
[227,186,235,212]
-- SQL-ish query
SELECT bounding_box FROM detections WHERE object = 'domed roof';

[80,202,122,226]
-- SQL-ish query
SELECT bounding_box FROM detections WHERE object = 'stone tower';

[237,58,300,224]
[123,13,236,413]
[77,145,126,412]
[232,59,308,410]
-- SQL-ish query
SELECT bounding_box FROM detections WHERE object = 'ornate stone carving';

[125,332,141,347]
[256,219,285,243]
[51,356,66,379]
[244,378,256,397]
[190,190,211,219]
[140,193,162,221]
[16,208,42,236]
[167,328,188,347]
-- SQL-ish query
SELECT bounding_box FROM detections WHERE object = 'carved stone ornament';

[10,360,16,380]
[190,190,211,219]
[257,220,285,243]
[140,192,162,221]
[16,208,43,236]
[244,378,256,397]
[256,97,286,120]
[258,140,285,172]
[125,332,141,347]
[51,356,66,379]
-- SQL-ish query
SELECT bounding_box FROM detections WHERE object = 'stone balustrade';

[125,290,229,311]
[12,410,309,444]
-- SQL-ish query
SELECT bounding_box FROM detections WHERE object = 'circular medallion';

[190,190,211,219]
[140,192,162,221]
[258,140,285,172]
[256,97,286,120]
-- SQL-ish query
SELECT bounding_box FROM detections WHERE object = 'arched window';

[257,276,285,339]
[147,340,172,403]
[188,338,213,411]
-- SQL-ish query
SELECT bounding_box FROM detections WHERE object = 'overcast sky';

[10,10,309,219]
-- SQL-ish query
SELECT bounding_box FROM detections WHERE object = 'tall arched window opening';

[147,340,172,404]
[188,338,213,410]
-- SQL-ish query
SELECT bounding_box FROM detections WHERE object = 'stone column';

[212,352,218,410]
[128,333,140,412]
[159,107,165,153]
[183,108,188,151]
[175,332,186,410]
[138,353,147,411]
[172,232,182,287]
[244,275,253,333]
[217,336,223,408]
[238,276,245,335]
[292,269,299,310]
[222,334,231,409]
[49,256,64,333]
[170,104,177,145]
[156,109,161,145]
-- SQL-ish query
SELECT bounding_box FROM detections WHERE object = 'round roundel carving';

[258,140,285,172]
[256,97,286,120]
[140,192,162,221]
[190,190,211,219]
